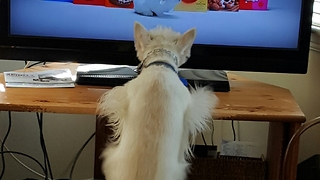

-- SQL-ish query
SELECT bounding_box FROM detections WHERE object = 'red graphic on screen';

[73,0,105,6]
[239,0,268,10]
[182,0,197,3]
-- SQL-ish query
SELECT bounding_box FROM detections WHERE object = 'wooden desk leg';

[286,122,301,180]
[94,116,110,179]
[266,122,301,180]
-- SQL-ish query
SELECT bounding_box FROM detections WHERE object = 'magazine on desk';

[4,69,75,88]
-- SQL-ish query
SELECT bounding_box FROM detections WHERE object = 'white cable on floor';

[0,138,49,179]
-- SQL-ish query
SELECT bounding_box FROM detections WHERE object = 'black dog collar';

[137,48,178,74]
[145,61,178,74]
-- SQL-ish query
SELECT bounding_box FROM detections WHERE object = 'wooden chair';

[282,116,320,180]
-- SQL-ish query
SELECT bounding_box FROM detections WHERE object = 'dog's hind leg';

[97,86,129,179]
[97,86,128,144]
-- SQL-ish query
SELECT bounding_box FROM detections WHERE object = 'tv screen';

[0,0,314,73]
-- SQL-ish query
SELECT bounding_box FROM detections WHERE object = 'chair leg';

[282,117,320,180]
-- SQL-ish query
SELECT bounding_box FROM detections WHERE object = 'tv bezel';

[0,0,314,74]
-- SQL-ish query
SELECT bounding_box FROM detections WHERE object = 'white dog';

[97,22,218,180]
[134,0,181,16]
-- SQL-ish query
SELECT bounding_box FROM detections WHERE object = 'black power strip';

[193,145,218,158]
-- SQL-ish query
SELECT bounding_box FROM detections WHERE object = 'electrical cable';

[231,120,236,141]
[0,112,50,179]
[36,112,53,180]
[24,61,47,69]
[26,62,47,69]
[0,140,49,179]
[69,132,96,179]
[0,111,95,179]
[211,118,214,145]
[36,113,49,179]
[0,111,12,180]
[0,151,46,176]
[237,121,241,141]
[201,132,207,146]
[1,123,94,180]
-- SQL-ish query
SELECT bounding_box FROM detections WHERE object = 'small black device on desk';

[76,64,138,87]
[76,64,230,92]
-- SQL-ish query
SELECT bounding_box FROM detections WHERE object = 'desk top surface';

[0,63,305,123]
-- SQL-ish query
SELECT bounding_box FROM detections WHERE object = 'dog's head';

[134,22,196,67]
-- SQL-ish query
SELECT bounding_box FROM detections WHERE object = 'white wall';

[0,48,319,179]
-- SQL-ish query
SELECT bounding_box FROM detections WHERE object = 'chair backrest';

[282,116,320,180]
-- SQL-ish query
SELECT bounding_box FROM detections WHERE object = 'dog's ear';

[134,22,151,57]
[176,28,196,66]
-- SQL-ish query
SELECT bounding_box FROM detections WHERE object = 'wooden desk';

[0,63,305,180]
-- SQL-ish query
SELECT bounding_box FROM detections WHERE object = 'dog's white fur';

[97,22,218,180]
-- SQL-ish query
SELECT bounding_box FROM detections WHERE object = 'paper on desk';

[4,69,75,88]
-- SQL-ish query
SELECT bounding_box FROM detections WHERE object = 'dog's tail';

[183,86,218,159]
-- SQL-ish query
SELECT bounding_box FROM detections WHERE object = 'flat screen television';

[0,0,314,90]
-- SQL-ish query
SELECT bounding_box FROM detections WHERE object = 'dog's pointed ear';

[134,22,151,54]
[176,28,196,66]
